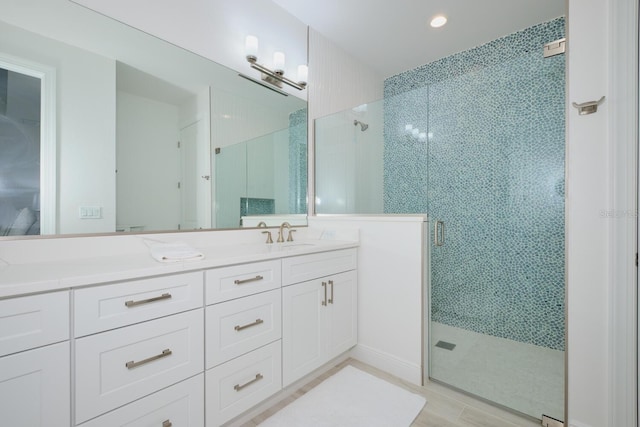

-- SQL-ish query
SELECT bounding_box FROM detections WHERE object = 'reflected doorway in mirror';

[0,52,56,235]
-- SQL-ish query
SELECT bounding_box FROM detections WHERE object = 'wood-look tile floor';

[243,358,543,427]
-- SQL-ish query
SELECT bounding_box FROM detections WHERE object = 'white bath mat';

[258,365,426,427]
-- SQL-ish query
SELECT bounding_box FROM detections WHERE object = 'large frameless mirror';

[0,0,307,238]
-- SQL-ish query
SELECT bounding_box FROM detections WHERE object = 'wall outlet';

[79,206,102,219]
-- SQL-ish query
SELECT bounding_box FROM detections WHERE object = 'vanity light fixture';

[244,35,308,90]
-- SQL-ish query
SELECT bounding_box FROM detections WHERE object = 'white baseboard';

[349,343,422,386]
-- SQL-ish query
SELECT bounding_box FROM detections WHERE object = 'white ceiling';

[271,0,566,78]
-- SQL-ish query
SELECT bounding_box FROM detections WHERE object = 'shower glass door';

[314,16,566,423]
[425,34,565,421]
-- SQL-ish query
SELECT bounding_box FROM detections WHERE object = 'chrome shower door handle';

[434,220,445,246]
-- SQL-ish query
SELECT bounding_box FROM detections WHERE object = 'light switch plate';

[79,206,102,219]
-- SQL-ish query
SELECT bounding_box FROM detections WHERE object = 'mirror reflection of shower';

[353,119,368,131]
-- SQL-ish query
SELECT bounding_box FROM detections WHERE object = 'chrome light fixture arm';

[246,56,307,91]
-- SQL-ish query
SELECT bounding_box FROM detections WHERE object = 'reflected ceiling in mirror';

[0,0,308,238]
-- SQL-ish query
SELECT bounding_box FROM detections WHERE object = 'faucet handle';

[262,231,273,244]
[287,229,296,242]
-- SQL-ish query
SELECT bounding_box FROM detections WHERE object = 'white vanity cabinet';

[79,374,205,427]
[73,272,205,425]
[281,249,357,387]
[204,260,283,426]
[0,291,70,427]
[0,241,358,427]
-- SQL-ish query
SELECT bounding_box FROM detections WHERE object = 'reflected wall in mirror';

[215,108,307,228]
[0,0,308,237]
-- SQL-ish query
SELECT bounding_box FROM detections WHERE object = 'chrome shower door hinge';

[542,415,564,427]
[543,38,566,58]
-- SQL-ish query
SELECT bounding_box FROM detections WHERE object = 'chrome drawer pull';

[125,348,172,369]
[125,293,172,307]
[234,275,264,285]
[328,280,334,304]
[234,318,264,331]
[321,282,327,306]
[234,373,264,391]
[162,421,172,427]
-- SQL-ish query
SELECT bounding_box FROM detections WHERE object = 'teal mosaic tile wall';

[289,108,308,214]
[384,18,566,350]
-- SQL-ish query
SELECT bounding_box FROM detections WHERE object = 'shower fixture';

[353,120,369,131]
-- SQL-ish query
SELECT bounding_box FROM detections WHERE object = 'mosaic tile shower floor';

[430,322,564,421]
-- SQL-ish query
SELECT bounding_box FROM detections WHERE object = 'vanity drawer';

[75,309,204,423]
[74,271,203,337]
[205,340,282,426]
[80,374,204,427]
[0,291,69,357]
[206,288,281,368]
[205,260,281,304]
[282,248,357,286]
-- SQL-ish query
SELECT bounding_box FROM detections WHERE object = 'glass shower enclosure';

[315,17,565,422]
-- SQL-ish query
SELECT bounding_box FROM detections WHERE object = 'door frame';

[607,0,638,426]
[0,52,56,234]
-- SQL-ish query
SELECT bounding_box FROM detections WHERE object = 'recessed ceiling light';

[430,15,447,28]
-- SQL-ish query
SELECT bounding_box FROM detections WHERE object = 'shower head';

[353,120,369,131]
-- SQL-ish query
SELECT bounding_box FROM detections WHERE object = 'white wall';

[566,0,639,425]
[307,29,384,214]
[0,20,117,235]
[72,0,308,100]
[315,101,384,214]
[308,216,427,385]
[210,88,292,150]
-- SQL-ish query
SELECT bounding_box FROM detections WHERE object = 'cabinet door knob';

[162,421,173,427]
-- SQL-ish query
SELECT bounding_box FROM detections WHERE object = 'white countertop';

[0,239,358,299]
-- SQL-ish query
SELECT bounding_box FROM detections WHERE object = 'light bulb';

[245,35,258,60]
[430,15,447,28]
[273,52,285,72]
[405,124,413,135]
[297,64,308,84]
[419,132,427,142]
[412,128,420,138]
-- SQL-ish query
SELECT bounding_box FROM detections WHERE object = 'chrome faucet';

[277,221,294,243]
[257,221,267,228]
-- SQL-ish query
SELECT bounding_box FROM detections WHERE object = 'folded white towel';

[149,242,204,263]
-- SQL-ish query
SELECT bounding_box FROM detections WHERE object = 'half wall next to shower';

[315,17,565,421]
